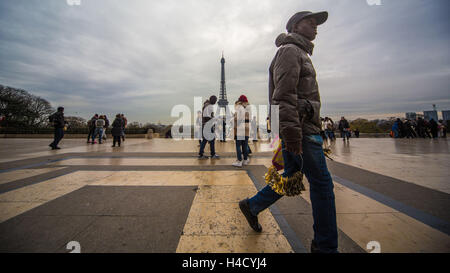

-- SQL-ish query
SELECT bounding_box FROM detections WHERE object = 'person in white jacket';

[232,95,251,167]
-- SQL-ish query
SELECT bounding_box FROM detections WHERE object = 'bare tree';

[0,84,54,128]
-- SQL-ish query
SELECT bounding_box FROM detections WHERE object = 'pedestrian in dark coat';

[49,106,67,150]
[111,114,124,147]
[87,114,98,143]
[338,117,350,141]
[429,118,438,139]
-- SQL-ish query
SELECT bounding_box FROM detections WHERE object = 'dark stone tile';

[100,186,198,217]
[272,195,313,215]
[1,185,197,253]
[56,216,185,253]
[282,214,365,253]
[26,186,129,216]
[0,215,97,253]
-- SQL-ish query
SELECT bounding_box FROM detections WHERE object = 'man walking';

[198,95,220,159]
[49,106,67,150]
[238,11,339,253]
[338,116,350,141]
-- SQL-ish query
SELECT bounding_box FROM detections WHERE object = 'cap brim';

[305,11,328,25]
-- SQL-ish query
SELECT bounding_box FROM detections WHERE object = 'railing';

[0,127,150,134]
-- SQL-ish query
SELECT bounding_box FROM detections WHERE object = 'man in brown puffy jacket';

[239,11,338,253]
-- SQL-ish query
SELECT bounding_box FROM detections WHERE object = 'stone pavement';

[0,137,449,253]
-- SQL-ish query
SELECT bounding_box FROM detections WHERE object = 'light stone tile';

[176,234,293,253]
[200,171,253,186]
[300,179,450,252]
[91,171,203,186]
[300,180,397,213]
[0,201,44,223]
[0,168,67,185]
[181,202,282,236]
[0,171,116,202]
[194,185,258,203]
[337,212,450,253]
[49,158,272,167]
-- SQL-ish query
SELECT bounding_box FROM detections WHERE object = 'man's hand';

[286,141,302,155]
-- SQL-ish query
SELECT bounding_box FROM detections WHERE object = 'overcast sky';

[0,0,449,124]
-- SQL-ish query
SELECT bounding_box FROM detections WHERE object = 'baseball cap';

[286,11,328,33]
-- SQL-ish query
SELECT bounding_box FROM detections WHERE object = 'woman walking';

[232,95,251,168]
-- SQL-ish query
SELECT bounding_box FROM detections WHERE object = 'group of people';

[391,117,447,139]
[87,113,128,147]
[48,109,129,149]
[196,94,256,168]
[320,116,357,145]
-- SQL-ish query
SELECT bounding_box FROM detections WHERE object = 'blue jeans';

[247,135,338,253]
[92,127,103,143]
[50,127,64,148]
[199,137,216,156]
[340,130,350,139]
[235,136,249,161]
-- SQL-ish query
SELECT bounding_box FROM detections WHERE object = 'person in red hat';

[232,95,251,167]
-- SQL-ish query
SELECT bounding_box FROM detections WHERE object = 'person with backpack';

[92,115,105,144]
[48,106,67,150]
[87,114,98,143]
[198,95,220,159]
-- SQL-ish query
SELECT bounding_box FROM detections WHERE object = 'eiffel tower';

[218,52,229,108]
[218,52,229,142]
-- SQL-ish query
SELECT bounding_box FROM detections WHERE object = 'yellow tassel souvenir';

[264,138,306,197]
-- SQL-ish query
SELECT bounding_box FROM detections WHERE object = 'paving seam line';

[332,175,450,236]
[0,154,273,173]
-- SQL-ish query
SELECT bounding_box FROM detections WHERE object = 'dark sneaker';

[198,155,209,160]
[210,154,220,159]
[239,199,262,232]
[311,240,320,253]
[54,146,61,150]
[310,240,339,253]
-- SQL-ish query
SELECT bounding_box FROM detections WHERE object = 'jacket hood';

[275,33,314,55]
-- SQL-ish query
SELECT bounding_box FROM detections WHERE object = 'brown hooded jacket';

[268,32,322,145]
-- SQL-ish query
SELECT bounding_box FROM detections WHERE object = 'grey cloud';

[0,0,449,124]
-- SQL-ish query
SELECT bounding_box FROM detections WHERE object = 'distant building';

[423,111,438,122]
[442,111,450,121]
[405,112,417,120]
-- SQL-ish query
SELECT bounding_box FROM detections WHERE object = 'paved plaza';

[0,137,449,253]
